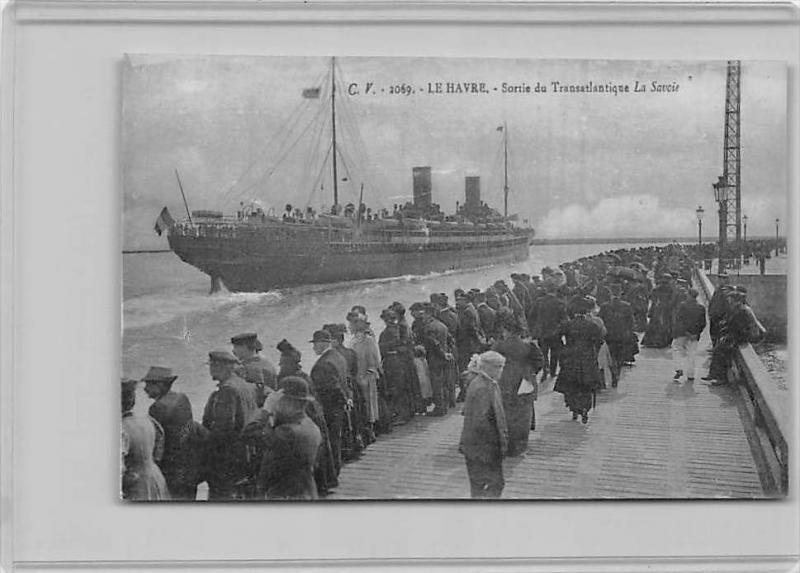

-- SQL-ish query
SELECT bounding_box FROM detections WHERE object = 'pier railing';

[694,266,789,496]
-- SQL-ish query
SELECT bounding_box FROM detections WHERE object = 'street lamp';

[712,176,727,274]
[776,218,780,256]
[742,214,748,242]
[696,205,704,246]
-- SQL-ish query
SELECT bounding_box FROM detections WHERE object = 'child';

[412,345,433,408]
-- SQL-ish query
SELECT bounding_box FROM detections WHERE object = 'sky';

[123,56,787,250]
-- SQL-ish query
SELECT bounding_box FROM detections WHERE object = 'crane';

[712,60,742,273]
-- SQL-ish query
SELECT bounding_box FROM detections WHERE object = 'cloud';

[537,194,700,239]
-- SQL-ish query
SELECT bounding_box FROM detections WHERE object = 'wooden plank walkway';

[329,312,767,500]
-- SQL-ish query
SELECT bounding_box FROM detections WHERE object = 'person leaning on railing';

[702,287,767,386]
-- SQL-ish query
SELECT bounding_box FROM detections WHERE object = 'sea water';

[122,242,664,418]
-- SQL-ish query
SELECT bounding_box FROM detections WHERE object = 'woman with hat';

[585,295,614,389]
[491,310,543,456]
[256,376,323,500]
[553,297,604,424]
[641,273,678,348]
[142,366,203,500]
[121,378,169,501]
[458,351,508,498]
[379,308,415,425]
[390,301,425,414]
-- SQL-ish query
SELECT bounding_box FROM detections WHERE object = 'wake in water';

[124,289,284,331]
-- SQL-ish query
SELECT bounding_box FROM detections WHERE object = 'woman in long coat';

[553,298,605,424]
[641,275,677,348]
[491,310,543,456]
[349,315,382,432]
[379,309,415,424]
[120,379,169,501]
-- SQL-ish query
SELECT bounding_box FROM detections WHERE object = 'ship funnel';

[412,166,432,210]
[465,176,481,212]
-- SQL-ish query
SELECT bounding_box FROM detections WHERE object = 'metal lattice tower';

[714,60,742,269]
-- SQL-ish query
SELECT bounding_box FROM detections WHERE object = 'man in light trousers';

[671,288,707,383]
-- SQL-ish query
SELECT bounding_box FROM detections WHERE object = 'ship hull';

[169,227,530,292]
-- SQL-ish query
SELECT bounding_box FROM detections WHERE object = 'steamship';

[156,58,533,293]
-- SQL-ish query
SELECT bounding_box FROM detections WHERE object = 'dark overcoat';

[257,412,322,500]
[202,374,260,497]
[534,293,568,339]
[458,371,508,463]
[554,316,604,394]
[492,336,543,456]
[148,391,202,498]
[310,348,348,412]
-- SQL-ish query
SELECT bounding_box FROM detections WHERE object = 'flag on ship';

[154,207,175,236]
[302,87,321,99]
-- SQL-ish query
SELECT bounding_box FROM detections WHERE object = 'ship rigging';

[156,57,534,293]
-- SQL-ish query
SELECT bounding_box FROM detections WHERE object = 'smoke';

[536,195,700,239]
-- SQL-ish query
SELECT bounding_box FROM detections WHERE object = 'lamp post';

[712,176,726,274]
[775,218,780,256]
[696,205,704,246]
[743,214,748,242]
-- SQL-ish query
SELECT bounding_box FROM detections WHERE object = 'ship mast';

[331,57,339,208]
[503,121,509,218]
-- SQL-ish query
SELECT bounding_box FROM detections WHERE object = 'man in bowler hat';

[310,330,349,475]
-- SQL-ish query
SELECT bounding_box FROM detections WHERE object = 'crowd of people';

[121,243,768,501]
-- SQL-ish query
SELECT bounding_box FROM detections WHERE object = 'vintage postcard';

[121,56,788,501]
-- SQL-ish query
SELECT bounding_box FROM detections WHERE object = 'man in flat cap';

[143,366,202,500]
[201,350,260,500]
[458,351,508,498]
[310,330,349,475]
[231,332,277,408]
